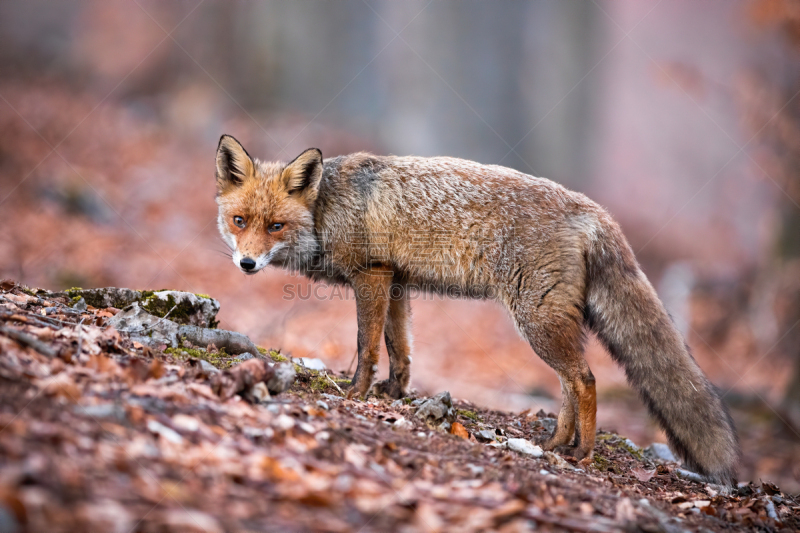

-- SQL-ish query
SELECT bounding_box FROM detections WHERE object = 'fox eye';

[233,216,245,228]
[268,222,284,233]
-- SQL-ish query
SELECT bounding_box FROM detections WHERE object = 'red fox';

[215,135,739,484]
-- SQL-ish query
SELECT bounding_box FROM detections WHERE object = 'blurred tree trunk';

[747,1,800,418]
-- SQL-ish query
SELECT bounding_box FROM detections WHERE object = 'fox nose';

[240,257,256,271]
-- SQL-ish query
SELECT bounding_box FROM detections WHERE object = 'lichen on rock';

[61,287,220,328]
[140,290,220,328]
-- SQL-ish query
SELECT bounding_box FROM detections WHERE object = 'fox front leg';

[347,267,392,399]
[372,287,412,399]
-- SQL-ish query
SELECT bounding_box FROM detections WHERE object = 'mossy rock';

[60,287,220,328]
[458,409,479,421]
[140,291,220,328]
[64,287,144,309]
[165,346,236,369]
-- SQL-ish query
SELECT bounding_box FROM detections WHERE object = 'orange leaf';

[450,421,469,439]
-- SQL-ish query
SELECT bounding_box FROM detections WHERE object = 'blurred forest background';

[1,0,799,489]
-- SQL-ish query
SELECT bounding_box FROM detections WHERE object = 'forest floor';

[1,281,799,533]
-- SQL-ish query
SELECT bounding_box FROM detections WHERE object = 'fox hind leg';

[522,320,595,461]
[510,261,596,461]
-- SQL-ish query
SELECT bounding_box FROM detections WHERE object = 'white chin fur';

[232,246,283,274]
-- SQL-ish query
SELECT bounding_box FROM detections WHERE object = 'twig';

[346,349,357,376]
[0,311,59,329]
[0,325,57,358]
[74,318,86,358]
[324,372,345,396]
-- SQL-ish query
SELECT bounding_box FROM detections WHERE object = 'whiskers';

[209,247,233,260]
[210,235,234,260]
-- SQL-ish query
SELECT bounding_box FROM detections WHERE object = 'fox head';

[215,135,323,275]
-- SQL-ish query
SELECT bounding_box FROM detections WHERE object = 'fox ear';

[281,148,323,198]
[215,135,254,192]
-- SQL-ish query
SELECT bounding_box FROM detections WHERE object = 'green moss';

[309,375,329,391]
[142,293,189,321]
[65,287,84,300]
[194,293,211,299]
[619,441,644,461]
[308,373,348,392]
[596,433,644,460]
[165,346,235,369]
[593,454,610,472]
[268,350,288,363]
[458,410,479,421]
[403,398,414,405]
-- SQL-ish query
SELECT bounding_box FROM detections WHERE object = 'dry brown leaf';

[42,373,81,401]
[632,467,656,482]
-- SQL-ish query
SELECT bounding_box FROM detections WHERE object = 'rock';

[316,400,329,410]
[108,302,174,346]
[475,429,497,442]
[676,468,706,483]
[74,403,126,421]
[177,324,260,355]
[198,359,220,375]
[531,417,557,433]
[465,464,484,476]
[64,287,142,309]
[392,417,414,431]
[544,451,575,470]
[63,287,221,327]
[298,357,327,371]
[108,302,260,354]
[235,352,255,361]
[266,362,296,394]
[275,414,295,430]
[506,438,543,457]
[414,391,455,424]
[437,421,451,432]
[141,290,220,328]
[0,504,20,533]
[644,442,676,462]
[250,382,271,403]
[321,393,342,403]
[72,297,87,311]
[147,420,183,444]
[623,438,639,452]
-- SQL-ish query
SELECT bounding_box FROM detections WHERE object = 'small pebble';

[316,400,329,410]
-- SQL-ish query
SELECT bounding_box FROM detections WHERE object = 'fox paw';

[371,379,406,399]
[346,377,372,400]
[554,445,591,462]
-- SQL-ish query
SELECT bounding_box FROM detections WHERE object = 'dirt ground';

[0,281,798,532]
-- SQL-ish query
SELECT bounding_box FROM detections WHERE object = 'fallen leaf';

[450,421,469,439]
[632,467,655,482]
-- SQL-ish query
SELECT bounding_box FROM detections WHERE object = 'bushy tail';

[584,221,739,485]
